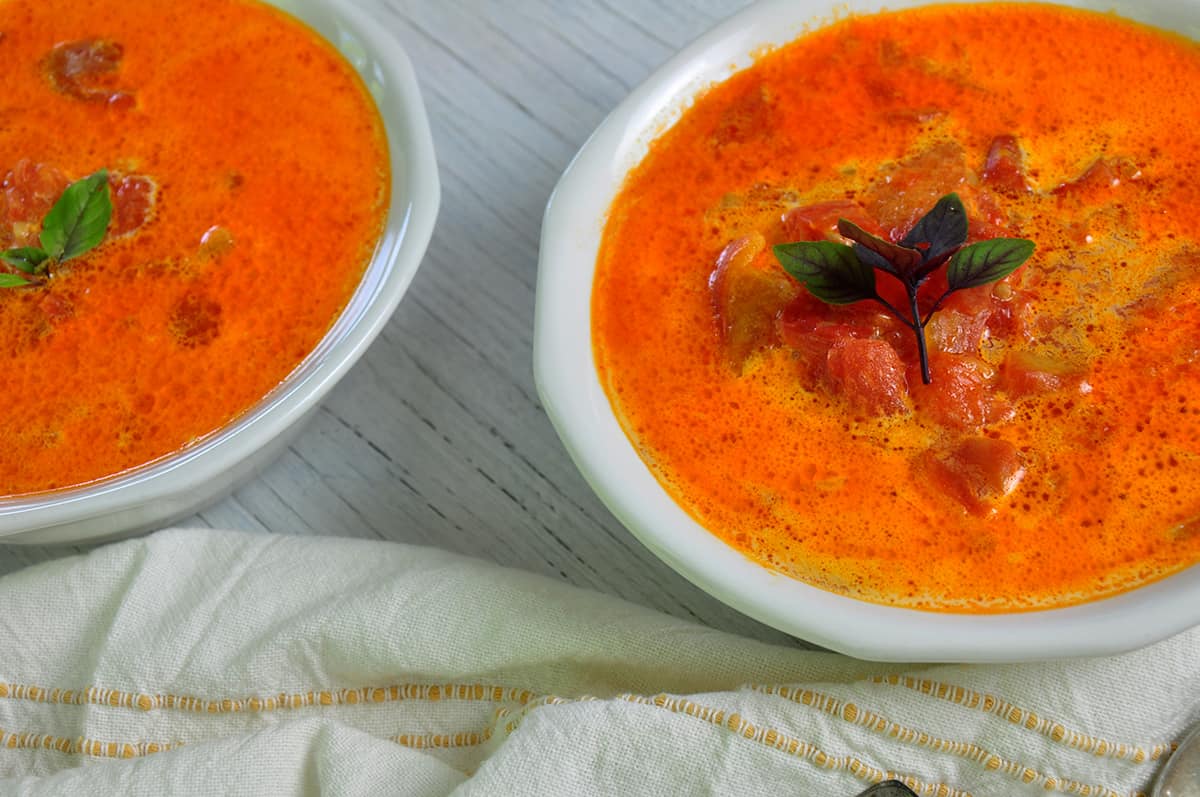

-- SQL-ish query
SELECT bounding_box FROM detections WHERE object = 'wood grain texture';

[0,0,818,648]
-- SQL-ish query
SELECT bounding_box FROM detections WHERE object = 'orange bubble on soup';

[592,4,1200,611]
[0,0,388,494]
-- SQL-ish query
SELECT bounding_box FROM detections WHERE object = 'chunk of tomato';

[778,294,912,379]
[3,160,68,225]
[985,287,1036,343]
[1052,156,1141,202]
[779,309,848,376]
[709,234,798,371]
[980,135,1031,195]
[926,306,992,355]
[41,39,134,107]
[918,273,1032,351]
[999,350,1087,398]
[2,160,69,249]
[911,352,1006,430]
[967,190,1013,242]
[781,200,885,243]
[862,140,971,241]
[826,337,910,416]
[109,173,157,237]
[919,436,1026,515]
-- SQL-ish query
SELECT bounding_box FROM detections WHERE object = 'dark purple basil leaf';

[838,218,922,277]
[946,237,1035,291]
[853,242,897,276]
[910,246,961,285]
[901,192,968,265]
[773,240,876,305]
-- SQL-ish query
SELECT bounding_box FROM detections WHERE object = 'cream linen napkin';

[0,529,1195,796]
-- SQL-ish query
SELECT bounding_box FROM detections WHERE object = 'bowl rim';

[533,0,1200,662]
[0,0,440,541]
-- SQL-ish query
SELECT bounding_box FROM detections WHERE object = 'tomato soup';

[0,0,388,493]
[593,4,1200,611]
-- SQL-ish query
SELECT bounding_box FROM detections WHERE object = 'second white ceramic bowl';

[534,0,1200,662]
[0,0,440,545]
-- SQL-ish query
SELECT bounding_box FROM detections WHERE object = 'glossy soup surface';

[0,0,388,494]
[592,3,1200,610]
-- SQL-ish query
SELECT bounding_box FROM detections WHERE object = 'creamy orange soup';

[593,4,1200,611]
[0,0,388,494]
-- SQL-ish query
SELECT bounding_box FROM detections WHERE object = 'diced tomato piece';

[2,160,69,248]
[781,200,885,243]
[985,286,1035,343]
[109,173,157,237]
[781,316,868,379]
[917,273,1031,349]
[778,293,913,375]
[919,436,1026,515]
[826,337,910,416]
[921,280,1011,355]
[1052,156,1141,201]
[965,189,1015,243]
[862,140,971,241]
[710,234,798,371]
[3,160,69,224]
[912,352,1004,430]
[938,279,993,315]
[41,39,134,107]
[779,310,846,372]
[981,135,1031,195]
[999,350,1086,398]
[927,307,992,355]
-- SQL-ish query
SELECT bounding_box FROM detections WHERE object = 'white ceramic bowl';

[0,0,440,545]
[534,0,1200,662]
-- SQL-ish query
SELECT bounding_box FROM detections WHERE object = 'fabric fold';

[0,529,1193,796]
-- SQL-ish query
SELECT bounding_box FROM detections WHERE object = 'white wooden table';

[0,0,813,647]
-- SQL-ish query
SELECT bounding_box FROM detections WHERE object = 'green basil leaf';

[0,273,32,288]
[902,192,969,265]
[773,240,877,305]
[947,237,1035,291]
[40,169,112,263]
[837,218,922,276]
[0,247,49,274]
